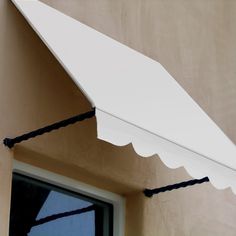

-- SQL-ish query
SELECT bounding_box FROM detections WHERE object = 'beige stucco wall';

[0,0,236,235]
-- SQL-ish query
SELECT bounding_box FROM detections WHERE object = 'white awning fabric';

[12,0,236,193]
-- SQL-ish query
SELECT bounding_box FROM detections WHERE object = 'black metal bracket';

[32,205,96,227]
[144,177,209,197]
[3,108,95,148]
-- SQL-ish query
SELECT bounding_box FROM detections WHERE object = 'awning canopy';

[12,0,236,193]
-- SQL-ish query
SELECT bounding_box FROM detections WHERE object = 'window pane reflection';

[10,173,113,236]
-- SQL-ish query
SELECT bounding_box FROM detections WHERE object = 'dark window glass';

[10,173,113,236]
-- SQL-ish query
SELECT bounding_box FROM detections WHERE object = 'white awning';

[12,0,236,193]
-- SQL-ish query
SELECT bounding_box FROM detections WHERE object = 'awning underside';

[12,0,236,194]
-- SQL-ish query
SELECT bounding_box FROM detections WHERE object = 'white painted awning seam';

[97,107,236,172]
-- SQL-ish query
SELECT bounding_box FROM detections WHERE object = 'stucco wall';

[0,0,236,235]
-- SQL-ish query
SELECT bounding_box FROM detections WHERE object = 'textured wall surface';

[0,0,236,235]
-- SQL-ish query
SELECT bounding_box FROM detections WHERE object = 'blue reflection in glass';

[28,191,95,236]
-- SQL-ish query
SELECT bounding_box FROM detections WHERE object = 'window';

[11,161,125,236]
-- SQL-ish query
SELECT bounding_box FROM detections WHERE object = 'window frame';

[12,160,125,236]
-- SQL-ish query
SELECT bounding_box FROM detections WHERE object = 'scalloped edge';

[96,109,236,195]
